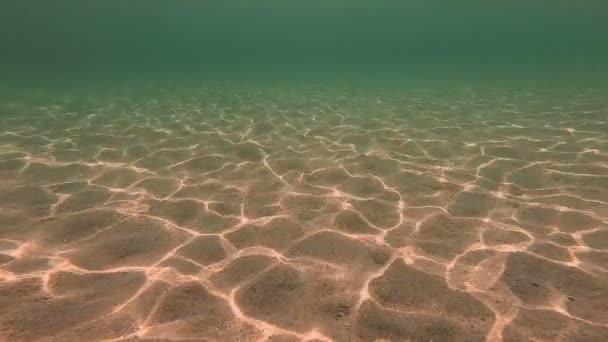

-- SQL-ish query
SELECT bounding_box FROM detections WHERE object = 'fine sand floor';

[1,83,607,341]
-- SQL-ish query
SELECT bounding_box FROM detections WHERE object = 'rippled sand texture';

[1,85,607,341]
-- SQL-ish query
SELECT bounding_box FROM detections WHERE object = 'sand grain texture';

[0,84,607,341]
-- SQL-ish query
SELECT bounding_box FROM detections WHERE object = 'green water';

[2,1,608,81]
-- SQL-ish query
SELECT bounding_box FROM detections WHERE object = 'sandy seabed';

[0,83,607,341]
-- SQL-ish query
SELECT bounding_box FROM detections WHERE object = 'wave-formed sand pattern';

[1,85,607,341]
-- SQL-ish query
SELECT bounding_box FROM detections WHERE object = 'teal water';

[1,2,608,341]
[2,1,608,79]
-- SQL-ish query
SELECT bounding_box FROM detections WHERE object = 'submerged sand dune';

[0,83,607,341]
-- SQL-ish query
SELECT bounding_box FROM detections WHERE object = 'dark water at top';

[2,0,608,82]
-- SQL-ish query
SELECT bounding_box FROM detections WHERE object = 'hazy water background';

[2,0,608,85]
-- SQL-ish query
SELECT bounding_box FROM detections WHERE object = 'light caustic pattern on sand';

[0,85,607,341]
